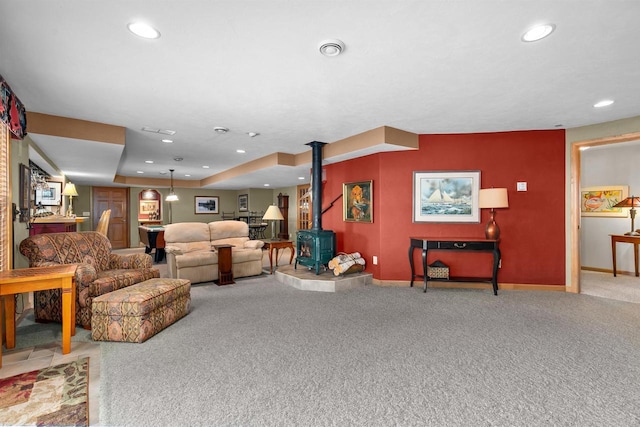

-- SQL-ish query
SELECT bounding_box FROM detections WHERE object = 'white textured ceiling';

[1,1,639,189]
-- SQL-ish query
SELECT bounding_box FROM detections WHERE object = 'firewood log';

[328,252,362,269]
[334,257,366,275]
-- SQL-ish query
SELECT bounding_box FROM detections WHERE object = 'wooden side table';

[610,234,640,277]
[214,244,235,285]
[262,240,295,274]
[0,264,77,367]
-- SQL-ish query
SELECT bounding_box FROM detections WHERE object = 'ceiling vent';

[319,39,345,57]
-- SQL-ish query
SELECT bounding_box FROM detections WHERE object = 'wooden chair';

[96,209,111,236]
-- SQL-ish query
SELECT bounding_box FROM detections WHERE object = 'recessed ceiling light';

[127,22,161,39]
[247,132,259,137]
[236,149,246,154]
[298,177,305,180]
[522,24,555,42]
[594,99,614,108]
[145,160,154,164]
[263,184,270,187]
[202,165,210,169]
[184,174,191,177]
[162,139,173,143]
[319,39,345,56]
[137,170,144,174]
[214,127,229,134]
[173,157,183,162]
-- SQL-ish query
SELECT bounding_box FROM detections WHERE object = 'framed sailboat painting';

[413,171,480,223]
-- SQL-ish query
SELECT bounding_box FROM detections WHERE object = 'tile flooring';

[1,321,101,425]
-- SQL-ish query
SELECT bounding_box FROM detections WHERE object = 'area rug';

[0,357,89,426]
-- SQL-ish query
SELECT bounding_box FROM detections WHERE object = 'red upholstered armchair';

[19,231,160,329]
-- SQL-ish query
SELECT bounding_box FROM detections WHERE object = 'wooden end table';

[214,244,235,285]
[610,234,640,277]
[262,240,295,274]
[0,264,77,368]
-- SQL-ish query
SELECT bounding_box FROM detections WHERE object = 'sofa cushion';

[243,240,265,249]
[213,236,250,247]
[166,241,211,255]
[175,250,218,269]
[164,222,210,243]
[209,220,249,240]
[19,232,112,272]
[231,248,263,263]
[89,268,160,298]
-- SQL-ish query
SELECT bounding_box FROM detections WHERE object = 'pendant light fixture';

[166,169,178,201]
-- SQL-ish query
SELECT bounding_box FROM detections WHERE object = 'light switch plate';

[517,182,527,192]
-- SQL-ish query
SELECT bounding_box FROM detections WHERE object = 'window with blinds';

[0,122,9,271]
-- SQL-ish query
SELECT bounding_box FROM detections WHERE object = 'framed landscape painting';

[580,185,628,217]
[195,196,219,214]
[413,171,480,223]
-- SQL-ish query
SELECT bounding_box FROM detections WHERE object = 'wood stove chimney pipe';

[306,141,326,231]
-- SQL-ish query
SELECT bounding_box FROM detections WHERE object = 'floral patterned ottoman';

[91,278,191,343]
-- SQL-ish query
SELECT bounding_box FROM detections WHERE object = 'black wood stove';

[295,141,336,274]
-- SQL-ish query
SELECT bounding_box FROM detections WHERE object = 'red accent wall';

[322,130,566,285]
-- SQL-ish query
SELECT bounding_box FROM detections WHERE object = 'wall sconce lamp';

[613,195,640,236]
[62,182,78,217]
[478,188,509,240]
[263,204,284,241]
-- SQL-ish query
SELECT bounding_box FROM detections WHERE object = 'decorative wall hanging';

[195,196,219,214]
[238,194,248,212]
[0,74,27,139]
[343,180,373,223]
[413,171,480,223]
[580,185,629,217]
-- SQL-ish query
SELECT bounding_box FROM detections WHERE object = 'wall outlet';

[517,182,527,192]
[372,256,378,265]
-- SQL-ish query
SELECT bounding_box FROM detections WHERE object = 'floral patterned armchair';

[19,231,160,329]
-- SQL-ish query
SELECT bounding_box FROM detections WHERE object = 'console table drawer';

[437,241,492,251]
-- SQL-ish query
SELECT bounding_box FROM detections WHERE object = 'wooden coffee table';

[262,240,295,274]
[0,264,77,367]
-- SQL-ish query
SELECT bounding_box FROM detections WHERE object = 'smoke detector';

[319,39,345,57]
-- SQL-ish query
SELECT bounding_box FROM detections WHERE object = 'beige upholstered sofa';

[163,221,265,284]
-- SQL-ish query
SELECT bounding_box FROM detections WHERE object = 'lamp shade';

[263,205,284,221]
[61,183,78,197]
[165,169,179,201]
[479,188,509,209]
[613,195,640,208]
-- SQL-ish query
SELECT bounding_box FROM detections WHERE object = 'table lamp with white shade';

[62,182,78,217]
[478,188,509,240]
[263,205,284,240]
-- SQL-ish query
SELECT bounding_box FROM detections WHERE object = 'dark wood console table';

[408,237,501,295]
[610,234,640,277]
